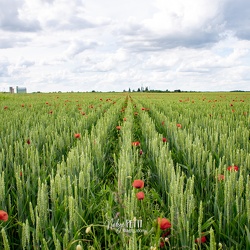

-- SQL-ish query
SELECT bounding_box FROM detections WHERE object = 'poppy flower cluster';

[132,180,145,200]
[0,210,8,222]
[227,165,239,172]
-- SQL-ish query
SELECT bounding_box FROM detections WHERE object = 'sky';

[0,0,250,93]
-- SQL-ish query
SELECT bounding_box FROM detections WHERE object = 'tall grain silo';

[9,87,14,93]
[16,86,27,93]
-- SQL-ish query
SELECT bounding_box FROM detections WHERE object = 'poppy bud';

[85,226,91,234]
[76,245,83,250]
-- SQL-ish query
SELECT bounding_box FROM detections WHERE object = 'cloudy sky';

[1,0,250,93]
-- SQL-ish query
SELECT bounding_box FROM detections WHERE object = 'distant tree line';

[123,87,182,93]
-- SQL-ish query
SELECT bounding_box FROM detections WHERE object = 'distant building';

[16,86,27,93]
[9,87,14,93]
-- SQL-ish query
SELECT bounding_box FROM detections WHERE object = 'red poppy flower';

[161,121,165,125]
[123,117,127,121]
[227,165,239,172]
[132,180,144,189]
[195,236,206,244]
[27,139,31,145]
[134,112,138,116]
[139,149,143,155]
[157,218,171,230]
[176,123,182,128]
[218,174,225,181]
[0,210,8,221]
[141,107,145,110]
[162,137,167,143]
[74,133,81,139]
[116,126,121,130]
[21,104,25,107]
[132,141,140,146]
[4,106,8,109]
[136,191,145,200]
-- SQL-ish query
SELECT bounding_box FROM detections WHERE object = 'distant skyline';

[1,0,250,93]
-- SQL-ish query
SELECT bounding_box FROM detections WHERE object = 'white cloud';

[63,39,99,59]
[0,0,40,32]
[117,0,226,50]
